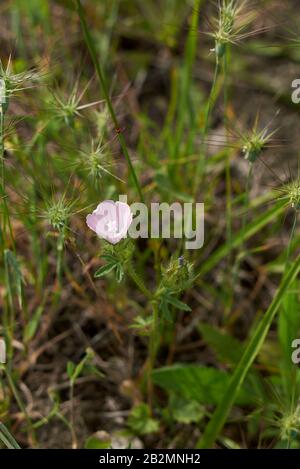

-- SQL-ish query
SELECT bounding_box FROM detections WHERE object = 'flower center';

[105,220,118,233]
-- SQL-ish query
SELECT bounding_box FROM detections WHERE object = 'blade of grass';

[197,251,300,448]
[0,422,21,449]
[75,0,144,202]
[173,0,202,161]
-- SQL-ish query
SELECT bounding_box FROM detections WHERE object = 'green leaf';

[159,299,173,323]
[67,361,75,380]
[198,323,243,365]
[67,349,98,385]
[129,315,153,335]
[115,264,124,283]
[72,361,85,383]
[128,403,159,435]
[85,432,111,449]
[4,249,24,309]
[169,394,204,424]
[164,294,191,312]
[24,304,45,342]
[101,254,118,263]
[82,364,104,379]
[152,364,252,406]
[94,263,116,278]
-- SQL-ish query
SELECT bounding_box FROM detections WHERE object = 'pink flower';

[86,200,133,245]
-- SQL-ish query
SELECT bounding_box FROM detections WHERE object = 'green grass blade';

[173,0,202,160]
[197,252,300,448]
[0,422,21,449]
[75,0,144,202]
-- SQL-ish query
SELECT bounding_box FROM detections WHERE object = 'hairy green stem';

[125,261,159,405]
[126,261,152,299]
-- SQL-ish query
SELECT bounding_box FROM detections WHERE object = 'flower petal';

[87,200,133,245]
[86,213,99,232]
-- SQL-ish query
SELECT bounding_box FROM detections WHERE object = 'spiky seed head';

[50,81,102,127]
[78,140,121,186]
[0,59,42,112]
[43,196,74,233]
[285,180,300,211]
[86,144,108,182]
[211,1,255,60]
[214,0,237,58]
[50,88,80,127]
[241,118,277,163]
[242,139,265,163]
[280,409,300,441]
[88,151,104,180]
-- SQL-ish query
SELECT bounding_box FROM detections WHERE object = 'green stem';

[75,0,144,202]
[223,47,232,252]
[197,252,300,448]
[149,301,159,367]
[125,260,159,407]
[125,259,159,405]
[285,211,298,270]
[223,46,233,314]
[231,162,254,290]
[126,261,152,299]
[148,300,159,407]
[242,163,254,237]
[193,59,221,195]
[69,383,77,449]
[56,229,65,288]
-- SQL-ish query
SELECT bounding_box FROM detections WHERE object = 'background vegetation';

[1,0,300,449]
